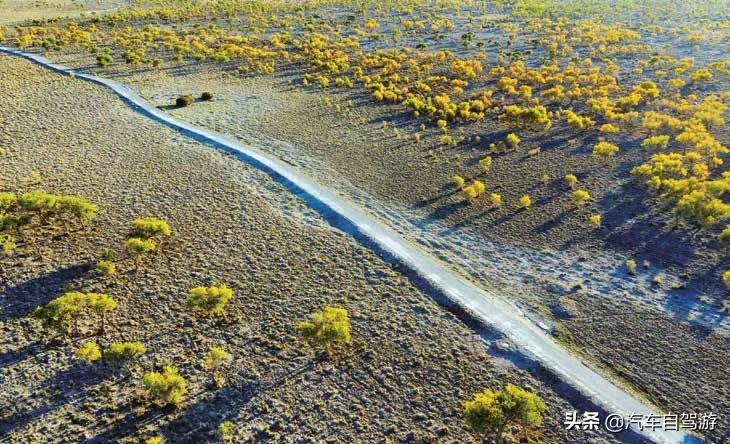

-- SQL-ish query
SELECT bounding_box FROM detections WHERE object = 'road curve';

[0,46,694,444]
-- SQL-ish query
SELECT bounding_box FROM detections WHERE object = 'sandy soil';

[0,55,626,442]
[59,60,728,440]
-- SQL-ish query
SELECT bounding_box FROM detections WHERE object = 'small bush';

[32,292,87,336]
[296,306,351,355]
[201,92,214,101]
[454,175,465,189]
[219,421,235,442]
[0,234,16,256]
[589,214,602,228]
[96,53,113,67]
[572,189,591,205]
[564,174,578,189]
[204,346,232,387]
[0,192,17,211]
[592,141,619,158]
[519,194,531,209]
[489,193,502,207]
[176,95,195,107]
[76,341,101,363]
[58,195,98,225]
[132,217,171,239]
[143,365,187,407]
[86,293,117,333]
[125,237,156,263]
[96,260,116,276]
[626,258,637,275]
[188,284,234,317]
[463,384,545,440]
[478,156,492,172]
[723,270,730,289]
[105,341,146,364]
[506,133,520,148]
[19,190,59,219]
[145,437,165,444]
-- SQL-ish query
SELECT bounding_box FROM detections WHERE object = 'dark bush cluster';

[175,95,195,107]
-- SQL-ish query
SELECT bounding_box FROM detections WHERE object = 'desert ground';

[0,54,620,442]
[0,0,728,442]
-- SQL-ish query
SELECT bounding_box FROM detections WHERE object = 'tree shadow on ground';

[1,263,89,321]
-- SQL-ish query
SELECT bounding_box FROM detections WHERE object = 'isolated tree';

[506,133,520,149]
[519,194,532,209]
[572,189,591,206]
[96,260,116,276]
[203,346,232,387]
[592,141,619,158]
[125,237,156,266]
[145,437,165,444]
[32,292,87,337]
[479,156,493,173]
[188,284,234,317]
[58,195,98,227]
[718,225,730,250]
[454,175,465,189]
[143,365,187,407]
[219,421,235,443]
[589,214,602,228]
[564,174,578,189]
[86,293,117,334]
[626,258,637,275]
[75,341,101,364]
[104,341,147,365]
[463,384,545,443]
[0,192,17,211]
[296,306,352,356]
[19,190,59,223]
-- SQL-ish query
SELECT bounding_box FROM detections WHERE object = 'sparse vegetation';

[296,306,352,356]
[143,365,187,407]
[188,284,234,317]
[463,384,545,442]
[176,95,194,107]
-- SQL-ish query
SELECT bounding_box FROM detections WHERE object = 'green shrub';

[463,384,545,441]
[176,95,195,107]
[96,260,116,276]
[75,341,101,363]
[219,421,235,442]
[104,341,146,364]
[19,190,59,220]
[143,365,187,407]
[125,237,156,264]
[201,91,214,101]
[0,192,17,211]
[132,217,171,239]
[718,225,730,250]
[626,258,637,275]
[96,53,113,67]
[204,346,232,387]
[0,234,16,256]
[86,293,117,333]
[58,195,98,225]
[296,306,351,355]
[188,284,234,317]
[32,291,87,336]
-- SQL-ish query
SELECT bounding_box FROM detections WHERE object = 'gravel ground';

[62,60,729,441]
[0,55,625,443]
[39,56,730,442]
